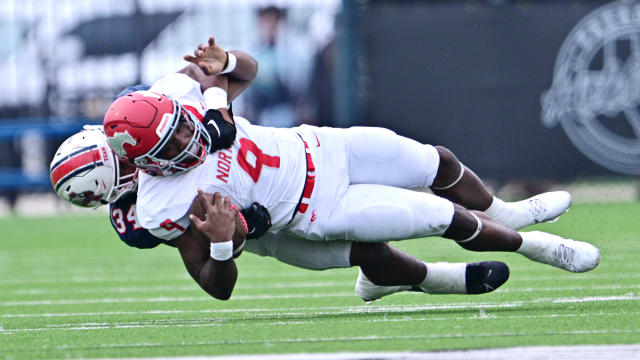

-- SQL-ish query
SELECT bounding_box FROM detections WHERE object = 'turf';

[0,202,639,359]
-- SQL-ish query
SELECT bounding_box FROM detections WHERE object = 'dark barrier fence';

[361,0,633,182]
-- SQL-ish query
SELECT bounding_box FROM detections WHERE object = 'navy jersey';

[109,192,171,249]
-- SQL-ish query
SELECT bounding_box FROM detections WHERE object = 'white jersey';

[137,72,454,247]
[137,74,307,240]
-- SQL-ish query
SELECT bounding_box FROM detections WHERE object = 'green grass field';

[1,202,639,359]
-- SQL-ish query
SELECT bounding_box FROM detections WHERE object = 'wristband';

[210,240,233,261]
[220,52,237,74]
[203,87,227,110]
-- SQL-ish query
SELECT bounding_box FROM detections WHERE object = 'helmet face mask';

[50,127,137,208]
[133,108,211,176]
[105,160,138,203]
[104,91,211,177]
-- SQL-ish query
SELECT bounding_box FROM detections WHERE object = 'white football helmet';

[50,126,137,208]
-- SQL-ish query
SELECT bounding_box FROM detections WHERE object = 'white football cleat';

[354,269,411,302]
[498,191,572,230]
[518,231,600,273]
[524,191,572,224]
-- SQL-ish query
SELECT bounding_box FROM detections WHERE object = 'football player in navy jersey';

[50,123,271,254]
[48,83,173,250]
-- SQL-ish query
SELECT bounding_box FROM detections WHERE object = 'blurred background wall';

[362,0,639,182]
[0,0,638,214]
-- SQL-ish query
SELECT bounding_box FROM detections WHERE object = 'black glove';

[204,103,236,152]
[240,202,272,239]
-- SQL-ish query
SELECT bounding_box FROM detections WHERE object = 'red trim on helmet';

[50,149,103,189]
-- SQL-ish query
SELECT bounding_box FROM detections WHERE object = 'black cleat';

[465,261,510,294]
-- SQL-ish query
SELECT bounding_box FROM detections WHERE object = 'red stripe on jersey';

[50,149,102,188]
[305,152,315,171]
[298,203,309,213]
[301,175,315,199]
[183,105,204,123]
[297,140,315,214]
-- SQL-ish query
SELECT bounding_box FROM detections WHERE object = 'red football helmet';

[103,91,211,176]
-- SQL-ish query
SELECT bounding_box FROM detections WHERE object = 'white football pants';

[289,125,455,243]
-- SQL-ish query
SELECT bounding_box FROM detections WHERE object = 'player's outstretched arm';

[174,190,239,300]
[182,36,258,101]
[224,49,258,102]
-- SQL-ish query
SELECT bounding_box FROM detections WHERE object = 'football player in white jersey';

[50,84,271,255]
[103,36,600,302]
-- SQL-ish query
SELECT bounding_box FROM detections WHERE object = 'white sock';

[419,262,467,294]
[516,231,549,259]
[484,196,529,230]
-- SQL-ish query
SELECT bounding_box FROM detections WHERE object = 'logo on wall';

[541,0,640,175]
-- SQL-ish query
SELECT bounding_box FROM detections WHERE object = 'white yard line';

[2,301,524,318]
[4,328,639,341]
[41,330,640,349]
[3,310,636,333]
[1,294,638,325]
[2,291,640,307]
[88,344,640,360]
